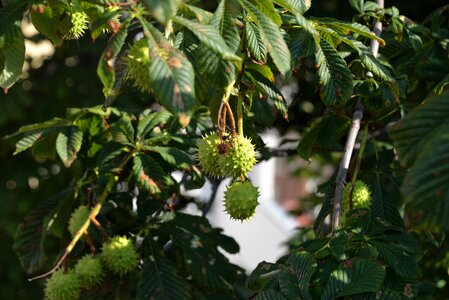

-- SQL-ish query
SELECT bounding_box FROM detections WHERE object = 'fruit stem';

[223,101,237,137]
[237,93,244,136]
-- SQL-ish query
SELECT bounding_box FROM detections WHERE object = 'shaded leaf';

[137,240,191,300]
[13,191,71,275]
[297,113,351,159]
[321,258,385,299]
[370,241,419,279]
[315,38,353,105]
[389,93,449,167]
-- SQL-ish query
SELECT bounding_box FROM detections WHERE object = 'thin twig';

[29,178,115,281]
[331,0,384,233]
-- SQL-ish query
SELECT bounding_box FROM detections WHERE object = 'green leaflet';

[238,0,291,75]
[140,19,196,123]
[173,16,241,62]
[97,16,131,98]
[0,0,27,59]
[142,0,182,25]
[315,38,353,105]
[56,126,83,168]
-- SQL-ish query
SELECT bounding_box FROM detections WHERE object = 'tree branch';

[331,0,384,233]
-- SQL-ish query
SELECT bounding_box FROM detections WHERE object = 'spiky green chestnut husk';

[219,135,257,178]
[124,39,151,92]
[44,269,80,300]
[101,236,139,276]
[224,181,259,221]
[68,206,91,237]
[197,132,224,177]
[64,11,88,40]
[74,255,103,288]
[342,180,372,212]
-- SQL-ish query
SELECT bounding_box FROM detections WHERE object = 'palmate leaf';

[142,0,182,25]
[172,16,241,62]
[315,38,353,105]
[137,240,191,300]
[56,126,83,167]
[238,0,291,75]
[320,258,386,300]
[13,190,71,275]
[140,20,196,125]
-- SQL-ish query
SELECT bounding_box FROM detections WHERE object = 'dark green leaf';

[370,241,419,279]
[315,38,353,105]
[137,240,191,300]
